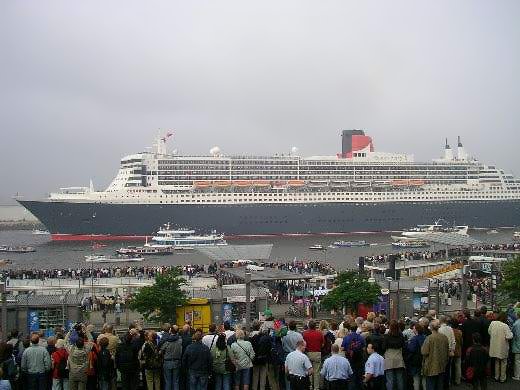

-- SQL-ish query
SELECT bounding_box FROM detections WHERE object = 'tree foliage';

[128,267,188,323]
[321,271,381,311]
[498,255,520,302]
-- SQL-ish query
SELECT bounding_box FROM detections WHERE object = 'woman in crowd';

[211,334,233,390]
[382,320,405,390]
[230,329,255,390]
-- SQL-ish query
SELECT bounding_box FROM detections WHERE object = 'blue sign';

[28,311,39,332]
[222,303,233,324]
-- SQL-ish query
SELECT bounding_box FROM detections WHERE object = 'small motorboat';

[85,254,144,263]
[0,245,36,253]
[309,244,326,250]
[32,229,50,235]
[513,231,520,240]
[487,229,499,234]
[332,240,368,247]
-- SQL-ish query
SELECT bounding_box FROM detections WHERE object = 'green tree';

[128,267,188,323]
[321,271,381,312]
[498,255,520,301]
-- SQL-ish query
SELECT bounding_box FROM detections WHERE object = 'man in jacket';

[115,332,140,390]
[160,325,183,390]
[182,330,212,390]
[21,333,52,390]
[488,312,513,383]
[512,313,520,381]
[421,319,449,390]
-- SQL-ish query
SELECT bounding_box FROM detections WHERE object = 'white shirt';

[202,334,218,349]
[439,324,456,352]
[224,330,235,340]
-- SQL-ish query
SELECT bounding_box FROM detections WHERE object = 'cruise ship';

[17,130,520,241]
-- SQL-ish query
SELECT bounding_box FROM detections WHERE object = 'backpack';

[57,355,69,379]
[161,338,183,362]
[140,342,162,370]
[269,336,285,366]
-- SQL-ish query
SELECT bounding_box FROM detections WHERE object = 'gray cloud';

[1,0,519,202]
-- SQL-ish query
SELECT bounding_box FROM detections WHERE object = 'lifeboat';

[193,180,211,188]
[253,180,271,187]
[409,179,425,186]
[233,180,253,187]
[213,180,232,187]
[287,180,305,187]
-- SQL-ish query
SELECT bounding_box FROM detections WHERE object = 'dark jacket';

[406,334,426,375]
[461,318,480,350]
[115,341,139,373]
[382,333,405,352]
[182,341,212,375]
[466,344,489,379]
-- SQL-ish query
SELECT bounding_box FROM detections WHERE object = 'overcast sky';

[1,1,519,203]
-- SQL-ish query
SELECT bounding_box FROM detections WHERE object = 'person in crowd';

[202,324,219,350]
[96,337,115,390]
[488,311,513,383]
[421,319,449,390]
[160,325,183,390]
[21,333,51,390]
[51,338,69,390]
[140,331,161,390]
[224,322,235,341]
[0,343,17,389]
[0,368,11,390]
[450,318,463,386]
[513,311,520,381]
[182,330,212,390]
[96,324,119,357]
[250,326,277,390]
[285,340,312,390]
[211,334,232,390]
[438,315,456,388]
[115,332,139,390]
[477,307,491,347]
[341,323,365,388]
[363,342,385,390]
[282,321,303,356]
[461,309,480,356]
[333,328,347,357]
[67,338,88,390]
[406,323,426,390]
[382,319,405,390]
[319,344,352,390]
[466,333,489,390]
[302,320,323,390]
[229,329,255,390]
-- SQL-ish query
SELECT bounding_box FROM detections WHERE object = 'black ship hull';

[17,199,520,240]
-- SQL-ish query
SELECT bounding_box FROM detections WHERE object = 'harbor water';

[0,228,516,270]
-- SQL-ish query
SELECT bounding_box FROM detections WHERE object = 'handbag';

[225,349,236,373]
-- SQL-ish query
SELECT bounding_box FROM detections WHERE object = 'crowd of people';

[0,260,336,285]
[1,304,519,390]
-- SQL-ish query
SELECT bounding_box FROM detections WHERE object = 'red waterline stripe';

[51,234,150,242]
